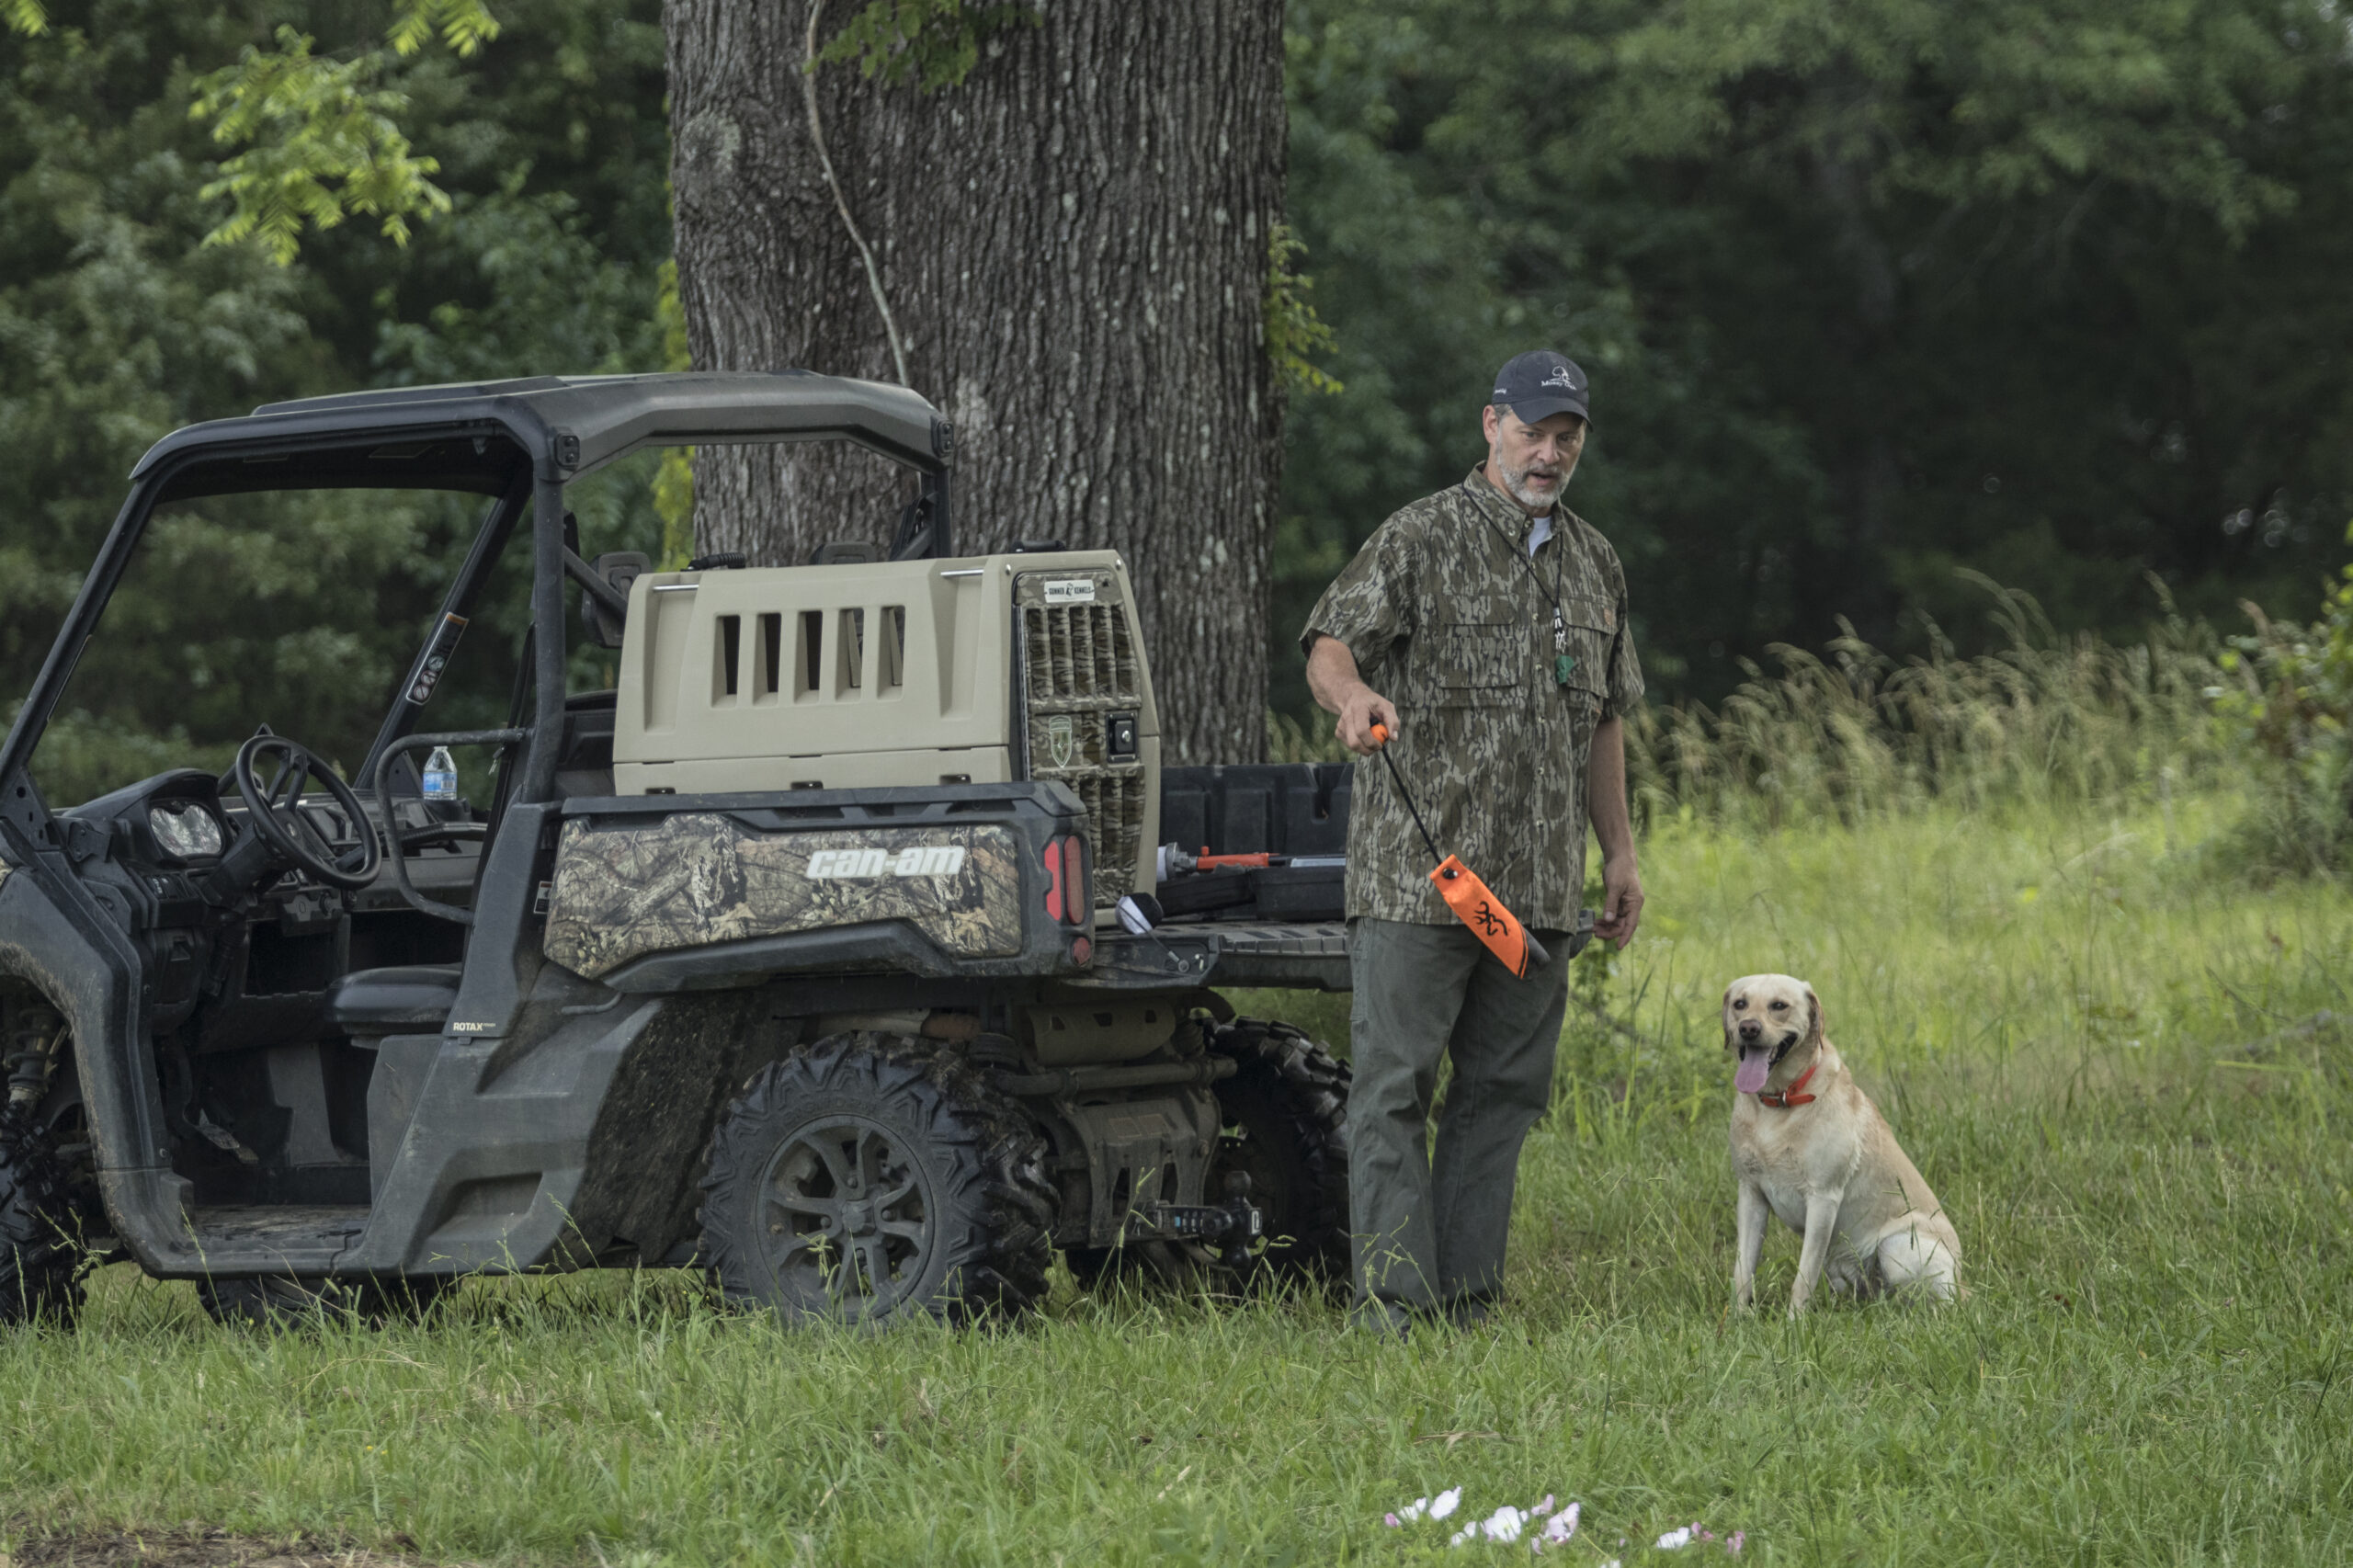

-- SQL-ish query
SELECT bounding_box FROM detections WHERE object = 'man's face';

[1483,405,1586,514]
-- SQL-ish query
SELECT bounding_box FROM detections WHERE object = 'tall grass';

[1278,577,2234,835]
[1629,579,2229,830]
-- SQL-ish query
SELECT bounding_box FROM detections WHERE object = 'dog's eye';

[1769,1001,1787,1010]
[1731,999,1745,1010]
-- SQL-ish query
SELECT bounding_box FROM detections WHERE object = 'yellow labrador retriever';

[1724,973,1961,1314]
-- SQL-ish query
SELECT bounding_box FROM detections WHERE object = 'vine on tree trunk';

[654,255,695,569]
[803,1,910,384]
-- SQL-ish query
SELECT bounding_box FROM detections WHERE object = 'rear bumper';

[1074,921,1353,993]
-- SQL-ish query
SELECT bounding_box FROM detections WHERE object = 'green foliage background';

[1276,0,2353,716]
[6,0,2353,799]
[0,0,671,802]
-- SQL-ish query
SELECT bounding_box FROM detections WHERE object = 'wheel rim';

[754,1114,934,1319]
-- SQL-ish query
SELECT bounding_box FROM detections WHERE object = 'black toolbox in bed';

[1154,763,1353,923]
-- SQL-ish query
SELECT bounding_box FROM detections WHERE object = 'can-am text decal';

[805,846,969,879]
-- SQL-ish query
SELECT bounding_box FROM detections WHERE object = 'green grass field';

[6,788,2351,1565]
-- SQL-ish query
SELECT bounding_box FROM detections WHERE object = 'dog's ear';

[1803,984,1824,1045]
[1721,983,1736,1050]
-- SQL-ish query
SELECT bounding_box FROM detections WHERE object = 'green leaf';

[387,0,503,59]
[812,0,1040,94]
[189,28,451,267]
[188,4,504,267]
[1265,224,1344,399]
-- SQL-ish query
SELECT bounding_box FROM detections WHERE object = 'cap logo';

[1540,367,1578,390]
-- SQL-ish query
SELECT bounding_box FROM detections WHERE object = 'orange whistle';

[1368,724,1550,976]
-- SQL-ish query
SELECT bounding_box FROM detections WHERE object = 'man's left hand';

[1593,852,1643,949]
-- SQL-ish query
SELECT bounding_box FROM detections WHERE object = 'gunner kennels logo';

[1045,714,1076,768]
[806,846,969,879]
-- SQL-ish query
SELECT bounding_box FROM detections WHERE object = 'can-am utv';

[0,371,1363,1327]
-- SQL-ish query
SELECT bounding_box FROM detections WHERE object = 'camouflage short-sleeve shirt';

[1302,467,1643,929]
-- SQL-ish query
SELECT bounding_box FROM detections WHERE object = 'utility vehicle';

[0,371,1377,1327]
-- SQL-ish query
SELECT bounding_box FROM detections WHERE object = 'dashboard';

[144,797,224,860]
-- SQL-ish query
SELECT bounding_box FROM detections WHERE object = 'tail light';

[1041,835,1088,927]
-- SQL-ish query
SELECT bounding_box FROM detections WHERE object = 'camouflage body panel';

[1302,466,1644,930]
[1015,566,1150,903]
[543,814,1028,981]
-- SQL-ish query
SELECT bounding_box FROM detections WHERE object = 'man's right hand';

[1337,687,1401,756]
[1306,633,1399,756]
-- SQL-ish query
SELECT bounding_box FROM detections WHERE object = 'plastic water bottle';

[423,745,458,803]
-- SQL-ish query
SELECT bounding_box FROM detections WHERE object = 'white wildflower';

[1657,1525,1696,1550]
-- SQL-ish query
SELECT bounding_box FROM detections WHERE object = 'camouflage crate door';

[1015,566,1155,905]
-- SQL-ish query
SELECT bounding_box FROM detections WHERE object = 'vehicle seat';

[328,965,462,1036]
[556,689,617,799]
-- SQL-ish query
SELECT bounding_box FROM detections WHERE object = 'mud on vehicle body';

[0,371,1456,1328]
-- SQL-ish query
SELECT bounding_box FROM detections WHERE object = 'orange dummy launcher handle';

[1367,724,1551,977]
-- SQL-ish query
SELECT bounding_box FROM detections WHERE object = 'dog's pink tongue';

[1734,1048,1772,1095]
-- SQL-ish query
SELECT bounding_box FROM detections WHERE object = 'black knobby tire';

[198,1273,453,1330]
[0,1105,88,1327]
[1067,1017,1351,1292]
[699,1031,1056,1327]
[1203,1017,1352,1281]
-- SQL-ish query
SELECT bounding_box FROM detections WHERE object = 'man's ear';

[1483,403,1503,445]
[1804,985,1824,1045]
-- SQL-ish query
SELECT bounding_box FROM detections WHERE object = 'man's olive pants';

[1346,916,1574,1312]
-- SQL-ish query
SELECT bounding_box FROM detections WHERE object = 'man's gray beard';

[1497,456,1567,512]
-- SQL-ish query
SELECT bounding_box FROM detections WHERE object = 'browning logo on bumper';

[543,814,1023,980]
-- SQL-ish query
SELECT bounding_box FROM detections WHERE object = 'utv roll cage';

[0,369,957,851]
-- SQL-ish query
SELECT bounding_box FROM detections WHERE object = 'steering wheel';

[231,733,382,892]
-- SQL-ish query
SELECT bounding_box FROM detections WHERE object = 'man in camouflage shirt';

[1302,349,1644,1334]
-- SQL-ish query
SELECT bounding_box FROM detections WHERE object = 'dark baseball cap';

[1491,350,1592,429]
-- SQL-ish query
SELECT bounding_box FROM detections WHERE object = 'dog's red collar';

[1757,1061,1818,1108]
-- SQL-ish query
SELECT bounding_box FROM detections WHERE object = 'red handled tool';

[1368,722,1549,977]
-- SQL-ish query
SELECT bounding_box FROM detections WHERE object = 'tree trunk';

[665,0,1285,764]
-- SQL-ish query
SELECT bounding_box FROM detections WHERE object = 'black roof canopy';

[130,369,953,501]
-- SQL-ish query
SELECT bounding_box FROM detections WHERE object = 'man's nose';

[1737,1019,1762,1043]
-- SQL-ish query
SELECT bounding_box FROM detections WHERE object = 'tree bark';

[665,0,1285,764]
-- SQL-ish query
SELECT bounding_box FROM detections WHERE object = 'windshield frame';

[0,423,551,844]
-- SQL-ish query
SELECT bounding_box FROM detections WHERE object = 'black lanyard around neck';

[1466,478,1574,680]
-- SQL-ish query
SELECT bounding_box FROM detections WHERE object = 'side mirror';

[583,551,650,649]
